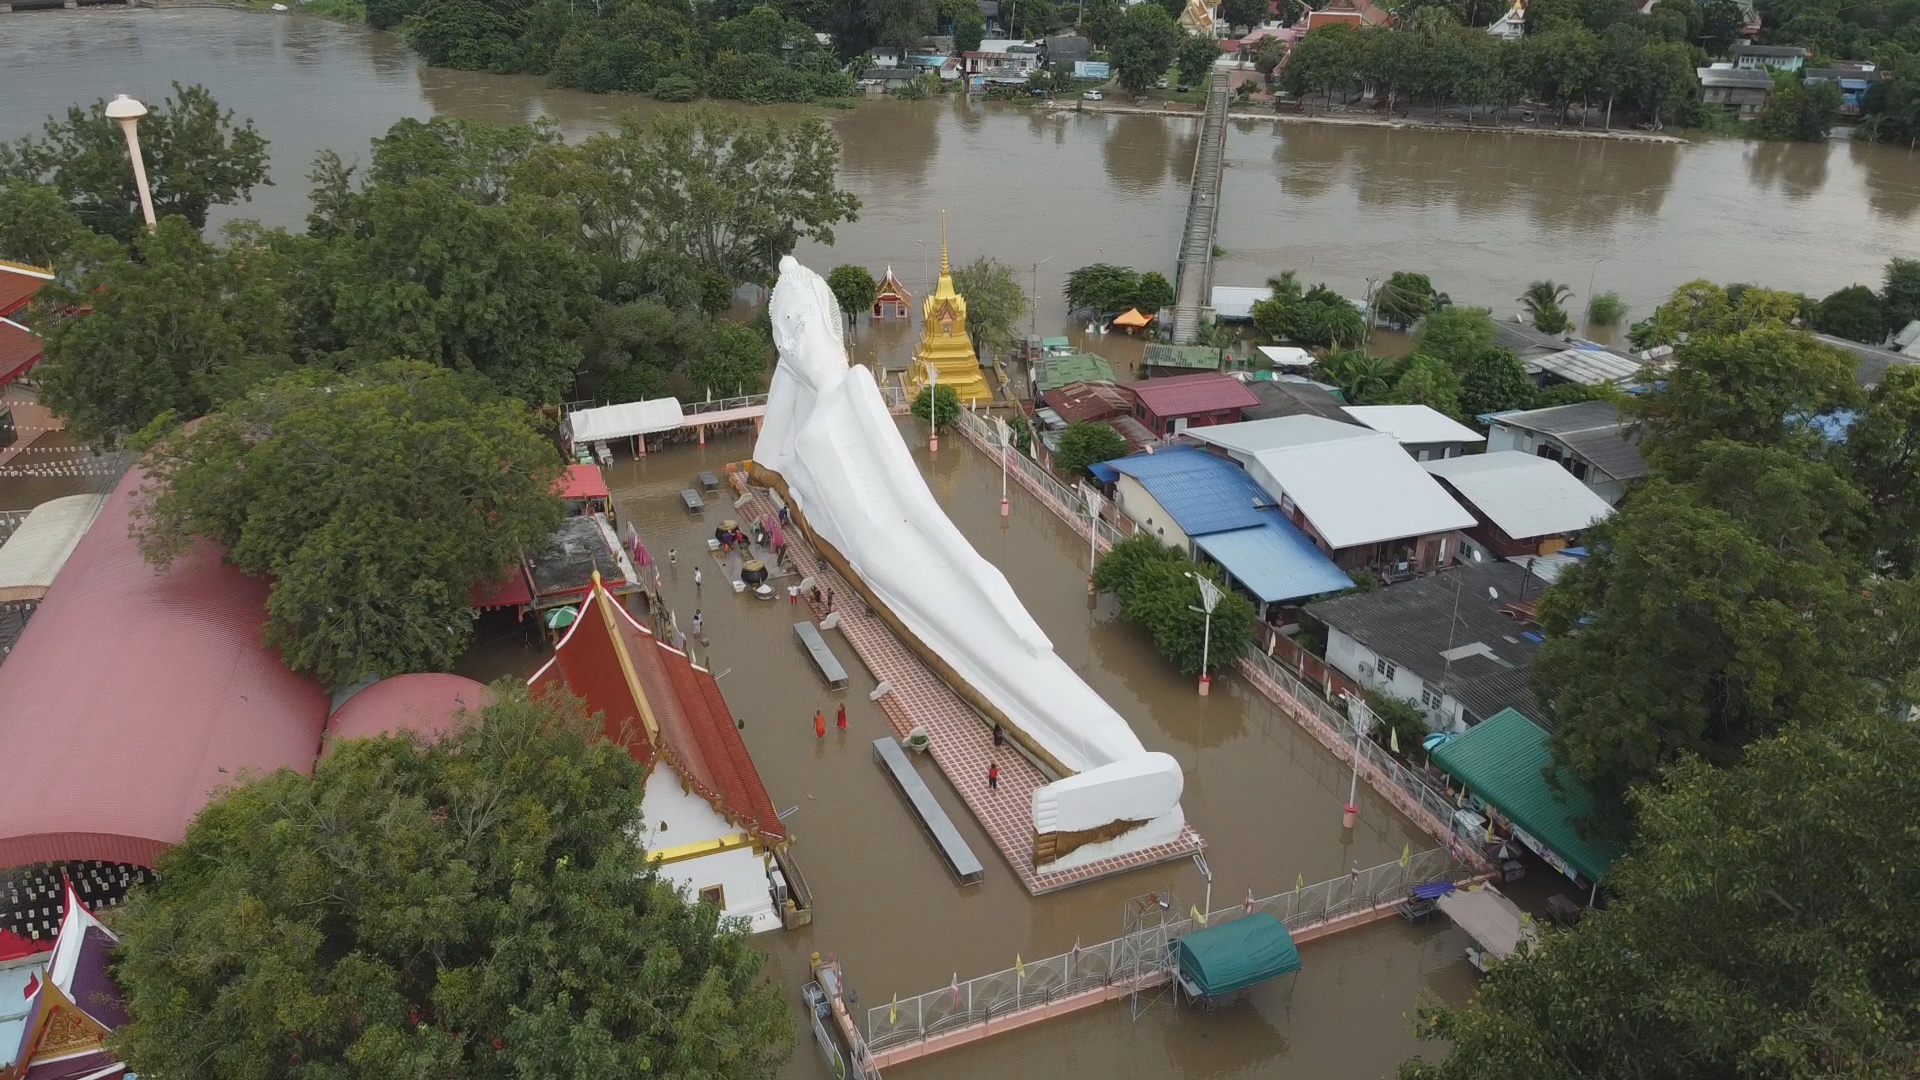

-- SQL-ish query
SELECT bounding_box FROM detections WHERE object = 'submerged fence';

[864,847,1465,1055]
[949,407,1137,554]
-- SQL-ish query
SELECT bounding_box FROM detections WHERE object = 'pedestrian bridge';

[1171,69,1231,345]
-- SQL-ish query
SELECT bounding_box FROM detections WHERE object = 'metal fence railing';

[1239,649,1485,866]
[950,408,1135,554]
[684,392,770,415]
[864,847,1465,1055]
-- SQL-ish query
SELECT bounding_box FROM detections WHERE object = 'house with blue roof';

[1088,447,1353,610]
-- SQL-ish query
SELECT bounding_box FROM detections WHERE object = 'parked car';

[1082,89,1104,100]
[1155,77,1169,89]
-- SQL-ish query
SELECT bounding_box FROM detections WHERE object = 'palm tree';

[1520,280,1574,334]
[1266,271,1303,303]
[1316,349,1392,403]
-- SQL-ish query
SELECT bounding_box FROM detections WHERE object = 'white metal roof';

[1342,404,1486,445]
[1526,347,1641,387]
[0,494,107,600]
[1210,286,1269,320]
[1257,345,1314,368]
[1425,451,1613,539]
[1436,884,1537,960]
[1188,417,1476,548]
[566,398,686,445]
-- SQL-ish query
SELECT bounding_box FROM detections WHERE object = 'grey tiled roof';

[1492,401,1647,482]
[1307,561,1546,722]
[1243,380,1354,424]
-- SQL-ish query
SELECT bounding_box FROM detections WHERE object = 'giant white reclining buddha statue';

[751,256,1186,871]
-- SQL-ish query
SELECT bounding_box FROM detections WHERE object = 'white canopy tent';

[1257,346,1313,369]
[0,494,107,602]
[566,398,686,446]
[1437,884,1538,962]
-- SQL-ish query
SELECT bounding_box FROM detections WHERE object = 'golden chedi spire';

[914,211,991,405]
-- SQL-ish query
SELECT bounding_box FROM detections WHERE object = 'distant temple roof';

[875,266,912,304]
[0,881,127,1078]
[532,577,785,844]
[325,673,493,751]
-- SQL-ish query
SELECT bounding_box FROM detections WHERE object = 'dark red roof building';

[1121,373,1261,438]
[324,673,493,751]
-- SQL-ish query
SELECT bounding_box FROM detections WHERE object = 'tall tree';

[1812,283,1886,343]
[1518,279,1573,334]
[607,108,861,288]
[688,321,773,397]
[1373,270,1442,329]
[1845,366,1920,578]
[1054,421,1129,478]
[133,361,564,685]
[1081,0,1123,44]
[1134,271,1175,314]
[1176,32,1220,87]
[951,255,1027,355]
[1387,353,1466,418]
[1413,305,1498,368]
[1756,76,1843,142]
[1882,257,1920,334]
[0,181,85,269]
[35,219,294,445]
[0,83,269,243]
[1458,346,1535,417]
[1109,2,1181,95]
[1064,262,1144,314]
[111,685,794,1079]
[1221,0,1269,32]
[1284,24,1362,105]
[826,263,879,334]
[1628,326,1860,470]
[1315,349,1393,403]
[1534,443,1881,833]
[1402,710,1920,1080]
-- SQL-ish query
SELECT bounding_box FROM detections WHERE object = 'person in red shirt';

[987,762,1000,790]
[814,711,826,738]
[836,703,847,730]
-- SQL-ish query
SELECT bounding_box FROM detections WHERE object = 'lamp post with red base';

[1186,571,1222,697]
[995,415,1011,520]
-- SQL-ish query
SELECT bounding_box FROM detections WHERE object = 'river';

[6,6,1917,368]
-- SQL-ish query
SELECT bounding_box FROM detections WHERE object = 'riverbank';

[1047,98,1690,144]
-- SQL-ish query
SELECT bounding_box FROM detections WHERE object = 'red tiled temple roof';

[0,317,43,387]
[0,466,330,871]
[0,262,52,319]
[531,579,784,843]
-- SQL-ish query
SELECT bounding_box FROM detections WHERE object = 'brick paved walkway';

[738,485,1202,894]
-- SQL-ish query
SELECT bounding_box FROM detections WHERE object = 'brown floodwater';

[455,424,1478,1080]
[5,7,1917,375]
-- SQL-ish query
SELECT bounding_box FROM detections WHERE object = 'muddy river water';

[4,8,1915,1074]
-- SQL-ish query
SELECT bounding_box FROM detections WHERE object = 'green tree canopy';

[35,218,294,445]
[0,181,85,268]
[1628,326,1860,470]
[1065,263,1145,315]
[1315,349,1393,404]
[1845,365,1920,578]
[951,255,1027,354]
[1534,442,1884,833]
[912,382,960,428]
[1882,256,1920,333]
[1221,0,1269,32]
[1518,279,1573,334]
[1756,75,1843,142]
[687,321,773,398]
[1176,32,1220,87]
[1110,3,1181,94]
[1387,353,1466,418]
[1092,533,1185,597]
[111,685,793,1079]
[133,361,564,686]
[1125,559,1255,675]
[1812,283,1886,343]
[1373,270,1442,329]
[1134,271,1175,314]
[1054,421,1129,478]
[0,82,269,243]
[1413,305,1499,369]
[1458,346,1535,417]
[1403,709,1920,1080]
[826,263,879,329]
[1081,0,1122,44]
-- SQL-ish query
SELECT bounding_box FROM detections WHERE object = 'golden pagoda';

[911,214,993,406]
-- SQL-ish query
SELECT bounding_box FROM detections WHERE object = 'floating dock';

[874,737,984,885]
[794,620,849,688]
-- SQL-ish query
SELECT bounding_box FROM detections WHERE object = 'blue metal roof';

[1194,515,1354,603]
[1103,447,1273,536]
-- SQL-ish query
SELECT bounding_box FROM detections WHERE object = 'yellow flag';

[1399,843,1410,868]
[1485,816,1496,844]
[889,994,898,1025]
[1015,954,1025,980]
[1390,726,1400,754]
[1191,904,1208,927]
[1295,871,1304,894]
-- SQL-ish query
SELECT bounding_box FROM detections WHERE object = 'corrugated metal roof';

[0,494,107,602]
[1430,709,1620,882]
[1142,345,1229,371]
[1036,353,1115,391]
[325,674,493,749]
[1194,518,1352,603]
[1526,347,1641,387]
[1125,373,1260,417]
[1107,447,1270,535]
[567,397,685,444]
[1426,451,1613,539]
[1190,417,1475,548]
[1343,404,1486,446]
[1209,286,1269,321]
[1488,401,1648,482]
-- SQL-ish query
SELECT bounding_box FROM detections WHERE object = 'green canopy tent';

[1171,913,1300,1000]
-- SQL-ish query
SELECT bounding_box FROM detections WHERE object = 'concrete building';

[1731,44,1809,72]
[1306,560,1548,733]
[1484,400,1647,506]
[1187,415,1476,575]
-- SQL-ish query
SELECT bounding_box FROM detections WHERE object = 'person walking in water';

[668,549,677,565]
[987,762,1000,790]
[814,710,827,739]
[693,567,703,592]
[836,703,847,730]
[691,609,704,642]
[992,723,1004,747]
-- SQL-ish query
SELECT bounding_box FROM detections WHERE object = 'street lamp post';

[105,94,156,231]
[1085,487,1102,595]
[1029,256,1052,338]
[1342,693,1372,829]
[995,415,1011,521]
[924,361,939,455]
[1186,571,1222,697]
[1586,258,1606,324]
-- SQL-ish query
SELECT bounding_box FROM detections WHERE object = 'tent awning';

[1111,308,1153,329]
[1173,912,1300,995]
[1436,884,1537,960]
[567,398,685,445]
[557,464,610,501]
